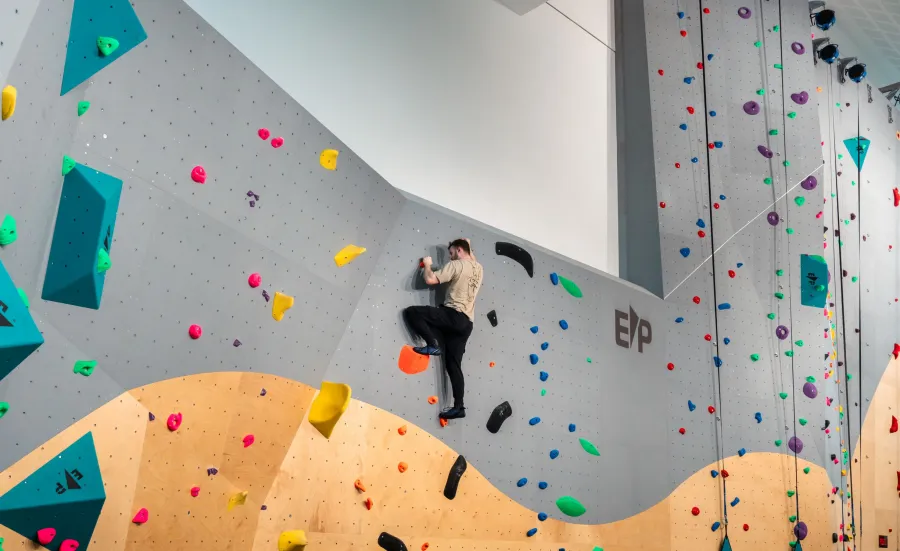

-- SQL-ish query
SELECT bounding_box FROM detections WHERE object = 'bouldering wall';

[0,0,872,550]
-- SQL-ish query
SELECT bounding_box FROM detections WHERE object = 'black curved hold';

[486,401,512,434]
[832,533,838,544]
[443,455,467,500]
[495,242,534,278]
[378,532,409,551]
[487,310,498,327]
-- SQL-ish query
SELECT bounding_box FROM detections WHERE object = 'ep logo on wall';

[614,306,652,352]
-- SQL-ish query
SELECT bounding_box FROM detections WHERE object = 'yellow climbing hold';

[227,490,248,511]
[334,244,366,267]
[272,292,294,321]
[308,381,352,439]
[278,530,308,551]
[1,85,16,121]
[320,149,339,170]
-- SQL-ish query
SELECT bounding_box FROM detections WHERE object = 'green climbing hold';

[541,389,546,396]
[847,373,852,380]
[0,402,8,419]
[783,160,790,167]
[62,155,76,176]
[837,153,843,159]
[770,129,780,135]
[558,276,583,298]
[787,490,795,497]
[556,496,587,517]
[789,542,797,549]
[97,36,120,57]
[774,63,783,69]
[803,467,810,474]
[805,376,814,383]
[786,228,794,235]
[774,292,784,299]
[767,313,775,320]
[815,284,825,292]
[586,357,592,363]
[851,180,857,187]
[764,177,773,185]
[789,515,797,522]
[844,219,850,226]
[795,341,804,348]
[77,101,91,116]
[773,25,780,31]
[776,269,784,276]
[579,438,600,456]
[756,88,765,95]
[0,215,16,246]
[779,392,788,399]
[754,41,762,48]
[851,276,858,283]
[750,354,760,362]
[787,112,797,119]
[794,196,805,206]
[775,439,783,447]
[73,360,97,377]
[16,289,28,309]
[592,548,603,551]
[798,418,807,426]
[784,350,794,357]
[97,249,111,273]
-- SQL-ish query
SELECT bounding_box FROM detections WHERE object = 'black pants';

[403,305,473,407]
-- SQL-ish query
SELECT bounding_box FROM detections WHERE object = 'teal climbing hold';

[0,432,105,550]
[557,276,583,298]
[555,496,586,517]
[0,215,16,246]
[42,163,122,309]
[0,259,44,383]
[843,136,870,171]
[579,438,600,456]
[60,0,147,95]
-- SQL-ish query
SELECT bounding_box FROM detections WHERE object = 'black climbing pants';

[403,305,473,407]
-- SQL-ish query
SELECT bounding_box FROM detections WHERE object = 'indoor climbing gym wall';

[0,1,885,551]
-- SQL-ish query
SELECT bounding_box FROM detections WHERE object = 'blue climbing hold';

[550,273,559,285]
[723,337,731,345]
[688,400,696,411]
[517,478,528,487]
[719,194,726,200]
[684,77,695,84]
[559,320,568,330]
[539,371,548,382]
[568,423,576,432]
[691,157,699,163]
[549,449,559,459]
[675,317,684,323]
[713,356,722,367]
[677,11,685,18]
[538,512,548,521]
[736,262,743,268]
[717,303,731,310]
[539,481,548,489]
[541,342,549,351]
[730,497,740,507]
[711,470,719,478]
[710,111,717,117]
[680,248,691,258]
[679,123,688,130]
[714,141,724,148]
[754,412,762,423]
[712,522,721,532]
[738,448,746,457]
[707,53,714,60]
[530,354,539,365]
[529,417,541,426]
[530,326,539,334]
[527,528,537,537]
[696,219,706,229]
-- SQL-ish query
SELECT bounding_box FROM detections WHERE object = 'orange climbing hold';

[422,544,429,551]
[354,479,366,492]
[427,395,438,404]
[398,345,430,375]
[439,418,448,427]
[489,361,496,368]
[365,497,374,510]
[398,462,408,473]
[398,425,407,435]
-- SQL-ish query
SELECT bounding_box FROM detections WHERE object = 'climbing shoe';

[413,345,442,356]
[439,406,466,420]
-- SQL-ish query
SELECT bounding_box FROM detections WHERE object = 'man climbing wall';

[404,239,484,420]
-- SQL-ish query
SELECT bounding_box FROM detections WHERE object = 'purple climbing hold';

[149,412,156,421]
[788,436,803,454]
[790,91,809,105]
[767,212,780,226]
[776,325,789,340]
[262,290,271,302]
[260,388,267,396]
[803,381,818,399]
[743,101,760,115]
[791,42,806,55]
[758,145,774,159]
[737,7,751,18]
[801,176,818,190]
[794,521,808,541]
[207,467,219,476]
[233,339,242,347]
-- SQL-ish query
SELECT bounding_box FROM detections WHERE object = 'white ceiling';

[825,0,900,88]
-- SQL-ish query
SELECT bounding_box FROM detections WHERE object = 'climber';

[404,239,484,420]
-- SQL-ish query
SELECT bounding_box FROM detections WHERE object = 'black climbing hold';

[486,401,512,434]
[832,533,838,543]
[495,242,534,278]
[378,532,409,551]
[822,420,830,430]
[443,455,467,500]
[487,310,498,327]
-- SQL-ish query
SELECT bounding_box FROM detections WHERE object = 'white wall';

[183,0,618,274]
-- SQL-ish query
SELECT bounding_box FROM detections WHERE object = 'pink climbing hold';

[271,137,284,148]
[189,324,202,339]
[190,486,200,497]
[60,540,79,551]
[191,166,206,184]
[243,434,255,448]
[167,412,183,432]
[894,188,900,207]
[248,273,262,288]
[37,527,57,545]
[258,128,270,140]
[132,507,149,524]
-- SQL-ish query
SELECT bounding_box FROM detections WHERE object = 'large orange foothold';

[427,396,438,405]
[365,497,374,510]
[354,479,366,492]
[272,292,295,321]
[398,462,408,473]
[398,425,407,435]
[399,345,430,375]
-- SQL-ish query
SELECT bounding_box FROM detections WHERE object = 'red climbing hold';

[658,69,665,76]
[271,137,284,148]
[167,413,183,432]
[667,362,675,371]
[893,343,900,359]
[704,334,712,341]
[188,324,202,339]
[680,30,688,37]
[892,416,898,433]
[243,434,255,447]
[697,62,704,70]
[693,296,701,304]
[687,106,695,114]
[691,506,700,516]
[728,270,736,278]
[721,469,729,478]
[248,273,261,288]
[708,143,716,150]
[132,507,149,524]
[707,405,716,414]
[191,166,206,184]
[894,188,900,207]
[675,162,681,168]
[190,486,200,497]
[365,497,374,510]
[660,202,666,208]
[258,128,271,140]
[896,471,899,490]
[679,427,686,434]
[714,203,720,209]
[37,528,56,545]
[743,524,749,531]
[697,230,706,238]
[703,7,710,13]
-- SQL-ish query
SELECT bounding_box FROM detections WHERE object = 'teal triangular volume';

[794,542,803,551]
[720,535,732,551]
[843,136,871,172]
[42,163,122,309]
[800,254,828,308]
[0,259,44,383]
[0,432,105,551]
[60,0,148,95]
